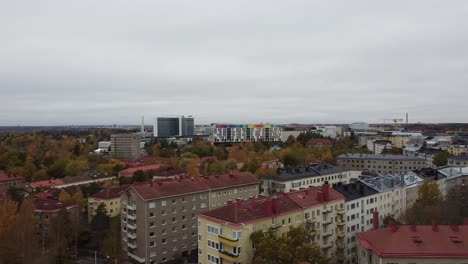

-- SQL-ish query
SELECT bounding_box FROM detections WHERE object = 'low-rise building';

[261,164,360,195]
[88,185,129,222]
[120,171,259,264]
[366,140,392,154]
[0,171,25,187]
[357,223,468,264]
[448,145,468,156]
[198,184,347,264]
[337,153,426,175]
[448,154,468,166]
[437,166,468,191]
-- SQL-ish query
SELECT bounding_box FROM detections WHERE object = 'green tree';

[433,150,449,166]
[132,170,146,182]
[250,226,328,264]
[49,209,75,264]
[101,217,123,262]
[208,160,225,174]
[91,204,110,251]
[406,181,442,225]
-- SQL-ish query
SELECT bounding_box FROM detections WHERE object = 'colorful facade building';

[211,124,282,143]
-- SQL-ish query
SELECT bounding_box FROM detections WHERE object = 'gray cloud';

[1,0,468,125]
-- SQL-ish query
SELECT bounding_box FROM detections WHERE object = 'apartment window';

[182,224,186,230]
[150,212,155,217]
[150,241,155,247]
[150,222,155,227]
[161,200,167,206]
[172,226,176,232]
[198,248,202,255]
[172,217,176,223]
[161,220,166,225]
[162,210,166,215]
[207,226,220,235]
[198,234,202,241]
[149,202,156,209]
[296,215,301,223]
[233,231,242,240]
[233,246,242,255]
[207,254,220,264]
[172,199,176,204]
[208,240,220,250]
[150,232,155,237]
[201,203,207,208]
[182,197,186,202]
[162,238,166,244]
[182,215,186,221]
[192,204,197,210]
[172,208,176,213]
[200,194,207,199]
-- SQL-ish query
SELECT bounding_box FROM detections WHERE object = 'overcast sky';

[1,1,468,126]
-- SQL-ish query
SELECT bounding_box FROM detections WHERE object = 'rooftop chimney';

[432,220,438,232]
[322,182,330,201]
[373,211,379,230]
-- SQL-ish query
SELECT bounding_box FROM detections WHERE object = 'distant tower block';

[406,113,409,124]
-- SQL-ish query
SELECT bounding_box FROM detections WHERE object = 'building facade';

[0,172,25,187]
[111,133,141,161]
[198,184,347,264]
[261,164,360,194]
[120,172,259,264]
[153,116,195,138]
[337,153,426,175]
[448,155,468,166]
[211,124,282,143]
[88,186,129,222]
[366,140,392,154]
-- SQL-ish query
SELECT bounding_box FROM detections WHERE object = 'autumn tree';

[91,204,110,250]
[208,160,225,174]
[48,209,75,263]
[406,180,442,224]
[250,226,328,264]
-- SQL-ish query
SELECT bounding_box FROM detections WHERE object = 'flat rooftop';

[264,164,346,182]
[338,153,426,161]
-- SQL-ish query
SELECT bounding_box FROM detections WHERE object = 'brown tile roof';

[127,171,259,200]
[119,164,165,176]
[90,185,130,200]
[305,138,333,147]
[358,225,468,258]
[201,195,302,224]
[198,171,260,190]
[34,198,77,212]
[0,172,24,183]
[29,179,65,189]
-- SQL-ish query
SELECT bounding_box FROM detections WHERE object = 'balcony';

[337,209,345,215]
[322,232,332,238]
[337,232,345,238]
[218,235,239,247]
[271,223,283,229]
[127,204,136,210]
[307,218,317,224]
[322,243,332,249]
[308,230,317,236]
[127,252,145,263]
[322,219,332,225]
[337,221,346,227]
[127,214,136,220]
[127,223,137,229]
[219,249,239,262]
[127,232,136,239]
[127,241,137,249]
[322,208,332,214]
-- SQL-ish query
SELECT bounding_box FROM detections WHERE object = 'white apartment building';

[211,123,282,143]
[261,164,361,195]
[366,140,392,154]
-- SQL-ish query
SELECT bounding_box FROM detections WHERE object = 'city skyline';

[2,0,468,125]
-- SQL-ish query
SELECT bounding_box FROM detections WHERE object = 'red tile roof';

[29,179,65,189]
[119,164,165,176]
[357,225,468,258]
[34,198,77,212]
[200,195,302,225]
[90,185,130,200]
[126,171,259,200]
[305,138,333,147]
[197,171,260,190]
[0,172,24,183]
[284,185,344,208]
[200,184,343,225]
